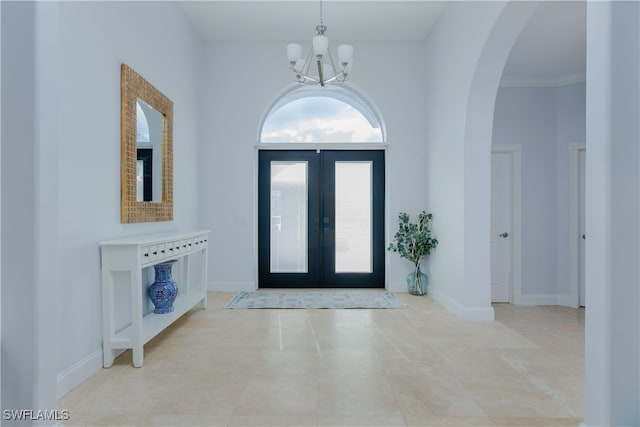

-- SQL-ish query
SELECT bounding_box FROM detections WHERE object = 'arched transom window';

[260,85,384,143]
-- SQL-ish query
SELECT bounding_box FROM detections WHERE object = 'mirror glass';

[136,98,163,202]
[121,64,173,223]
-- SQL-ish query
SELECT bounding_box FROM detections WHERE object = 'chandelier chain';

[319,0,324,27]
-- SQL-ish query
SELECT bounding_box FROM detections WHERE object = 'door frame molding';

[567,142,586,308]
[491,144,522,304]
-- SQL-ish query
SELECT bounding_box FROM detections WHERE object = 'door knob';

[499,232,509,238]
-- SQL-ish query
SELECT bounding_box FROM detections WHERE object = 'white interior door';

[579,149,586,307]
[491,151,513,303]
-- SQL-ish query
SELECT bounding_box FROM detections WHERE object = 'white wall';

[423,3,470,309]
[555,82,586,298]
[493,86,557,298]
[55,0,203,396]
[1,1,41,416]
[199,40,428,292]
[2,1,204,403]
[585,1,640,425]
[492,82,585,302]
[0,0,3,412]
[423,1,537,319]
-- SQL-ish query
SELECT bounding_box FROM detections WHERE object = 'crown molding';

[500,72,586,88]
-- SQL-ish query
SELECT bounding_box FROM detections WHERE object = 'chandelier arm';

[290,69,345,86]
[326,49,341,84]
[323,71,345,85]
[291,70,320,84]
[326,49,339,74]
[303,46,314,76]
[317,56,325,86]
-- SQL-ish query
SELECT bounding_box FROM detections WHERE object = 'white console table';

[100,230,209,367]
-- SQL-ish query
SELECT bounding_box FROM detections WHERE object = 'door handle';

[499,232,509,238]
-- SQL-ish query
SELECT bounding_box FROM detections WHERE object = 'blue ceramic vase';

[148,260,178,314]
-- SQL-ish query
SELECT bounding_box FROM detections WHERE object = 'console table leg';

[103,349,115,368]
[201,292,208,309]
[131,269,144,367]
[133,346,144,368]
[201,248,209,309]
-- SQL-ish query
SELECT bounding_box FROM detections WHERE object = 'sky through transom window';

[260,89,383,143]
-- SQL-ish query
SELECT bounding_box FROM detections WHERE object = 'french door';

[258,150,385,288]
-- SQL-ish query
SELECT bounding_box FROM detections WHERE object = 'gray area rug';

[225,291,408,309]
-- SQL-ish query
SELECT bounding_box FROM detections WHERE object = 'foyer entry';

[258,150,385,288]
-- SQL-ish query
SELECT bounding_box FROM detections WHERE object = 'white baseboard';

[428,285,495,321]
[208,281,256,292]
[514,293,560,306]
[460,305,496,321]
[57,348,103,399]
[556,293,579,308]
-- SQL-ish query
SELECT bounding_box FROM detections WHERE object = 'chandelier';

[286,0,354,86]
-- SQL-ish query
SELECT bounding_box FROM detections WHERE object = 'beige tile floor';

[60,292,584,427]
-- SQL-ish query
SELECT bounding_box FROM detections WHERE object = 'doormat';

[224,291,408,309]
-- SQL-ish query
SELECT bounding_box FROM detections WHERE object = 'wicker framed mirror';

[121,64,173,223]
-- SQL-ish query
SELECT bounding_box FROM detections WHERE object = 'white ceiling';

[179,0,586,86]
[179,1,448,41]
[501,1,586,86]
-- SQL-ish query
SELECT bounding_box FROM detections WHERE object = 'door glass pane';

[335,162,372,273]
[270,162,308,273]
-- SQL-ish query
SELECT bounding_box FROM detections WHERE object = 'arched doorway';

[423,1,539,320]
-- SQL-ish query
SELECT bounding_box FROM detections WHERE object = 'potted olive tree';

[388,211,438,295]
